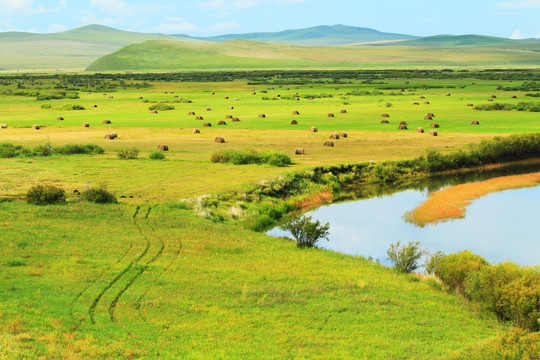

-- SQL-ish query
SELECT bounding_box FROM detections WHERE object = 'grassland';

[86,39,540,71]
[0,72,539,358]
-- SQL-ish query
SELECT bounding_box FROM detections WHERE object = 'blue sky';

[0,0,539,38]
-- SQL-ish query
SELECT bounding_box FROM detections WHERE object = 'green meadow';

[1,70,539,358]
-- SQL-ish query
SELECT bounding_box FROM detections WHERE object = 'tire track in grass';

[88,205,151,324]
[69,208,137,322]
[134,216,182,311]
[107,206,170,323]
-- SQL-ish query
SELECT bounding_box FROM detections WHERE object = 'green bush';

[466,262,540,331]
[280,215,330,248]
[40,104,51,109]
[117,148,139,159]
[211,150,292,167]
[26,184,66,205]
[62,104,85,110]
[386,241,425,273]
[434,251,488,293]
[55,144,104,155]
[0,143,31,158]
[149,151,165,160]
[425,251,446,275]
[148,103,175,111]
[82,185,118,204]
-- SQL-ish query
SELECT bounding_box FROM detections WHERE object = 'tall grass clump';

[26,184,66,205]
[149,151,165,160]
[62,104,85,110]
[149,104,175,111]
[211,150,291,167]
[117,148,139,159]
[82,185,118,204]
[54,144,104,155]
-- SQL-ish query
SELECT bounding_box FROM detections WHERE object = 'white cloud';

[90,0,133,15]
[197,0,256,10]
[154,22,201,34]
[496,0,540,9]
[536,33,540,38]
[59,0,67,7]
[50,24,68,32]
[510,29,524,39]
[210,22,241,33]
[0,0,53,13]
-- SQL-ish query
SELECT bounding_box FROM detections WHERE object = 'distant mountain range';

[0,24,538,71]
[175,25,417,46]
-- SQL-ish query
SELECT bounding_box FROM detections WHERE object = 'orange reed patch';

[407,171,540,227]
[299,191,333,211]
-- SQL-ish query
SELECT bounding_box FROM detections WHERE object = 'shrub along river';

[268,163,540,267]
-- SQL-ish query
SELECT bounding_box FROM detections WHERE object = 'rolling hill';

[177,25,417,46]
[0,25,195,70]
[86,39,540,71]
[376,34,519,47]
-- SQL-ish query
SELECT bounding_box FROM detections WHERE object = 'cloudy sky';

[0,0,539,38]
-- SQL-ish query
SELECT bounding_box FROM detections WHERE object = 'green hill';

[179,24,417,46]
[86,39,540,71]
[0,25,194,70]
[379,34,518,47]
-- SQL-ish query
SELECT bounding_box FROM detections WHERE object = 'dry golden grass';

[407,171,540,226]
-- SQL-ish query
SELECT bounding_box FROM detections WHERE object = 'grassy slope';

[381,34,518,47]
[0,25,192,71]
[86,39,540,71]
[193,24,416,46]
[0,201,503,358]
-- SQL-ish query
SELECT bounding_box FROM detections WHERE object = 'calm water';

[268,183,540,267]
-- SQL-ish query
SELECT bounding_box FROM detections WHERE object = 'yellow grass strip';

[407,172,540,227]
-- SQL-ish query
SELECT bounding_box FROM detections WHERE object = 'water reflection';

[268,164,540,267]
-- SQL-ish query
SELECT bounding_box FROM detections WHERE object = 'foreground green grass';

[0,201,504,358]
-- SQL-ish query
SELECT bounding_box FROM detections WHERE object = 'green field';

[1,71,539,358]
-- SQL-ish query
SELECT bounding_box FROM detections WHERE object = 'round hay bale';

[323,141,334,147]
[192,128,200,134]
[164,91,168,94]
[424,101,430,105]
[211,92,215,95]
[218,121,227,125]
[0,124,7,129]
[467,103,474,107]
[338,132,348,138]
[82,122,89,128]
[310,126,318,133]
[487,99,493,102]
[92,104,98,108]
[416,127,424,133]
[329,133,340,140]
[398,125,408,130]
[215,137,225,143]
[295,148,305,155]
[413,102,420,105]
[381,113,390,118]
[291,120,298,125]
[420,96,425,99]
[227,106,234,110]
[258,114,266,118]
[491,95,497,99]
[57,116,64,121]
[511,95,517,99]
[105,132,117,139]
[424,115,433,120]
[224,96,229,99]
[292,110,300,115]
[108,96,113,99]
[431,123,440,128]
[235,98,239,101]
[232,118,240,122]
[446,93,451,96]
[158,144,169,151]
[139,97,143,99]
[399,121,408,126]
[203,122,212,127]
[103,120,111,124]
[427,113,435,117]
[206,107,212,111]
[32,125,40,130]
[188,111,195,115]
[225,115,233,119]
[328,113,335,118]
[471,120,480,125]
[381,120,390,124]
[340,109,347,114]
[429,130,438,136]
[151,110,158,114]
[196,116,204,120]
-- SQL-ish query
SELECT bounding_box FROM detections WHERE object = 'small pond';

[268,164,540,267]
